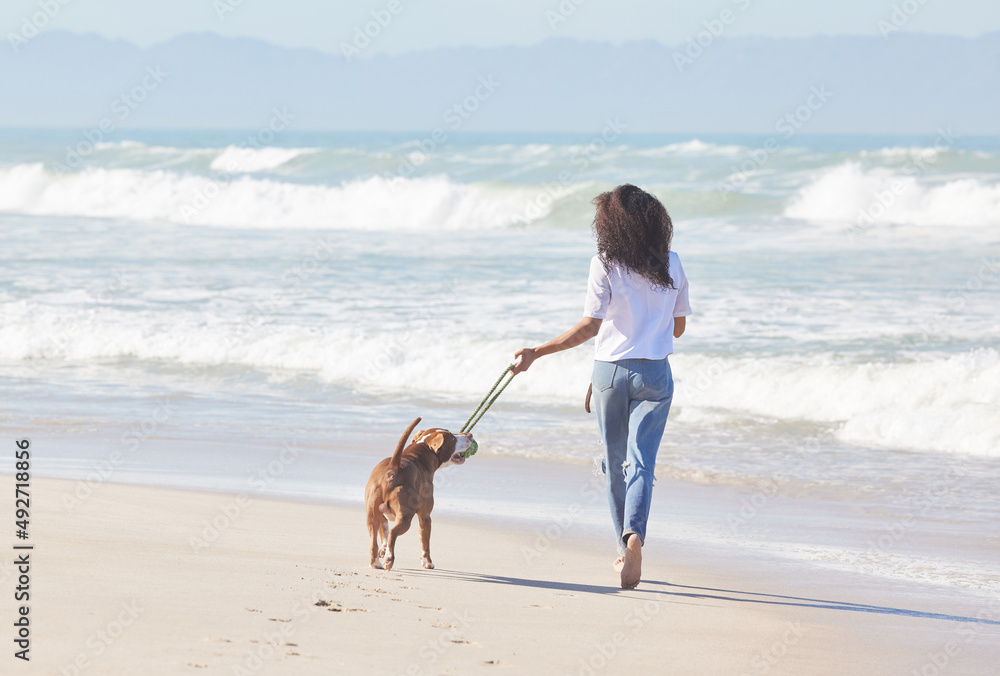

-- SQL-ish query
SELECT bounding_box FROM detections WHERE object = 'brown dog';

[365,417,474,570]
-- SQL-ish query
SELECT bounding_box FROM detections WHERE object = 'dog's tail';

[389,417,422,470]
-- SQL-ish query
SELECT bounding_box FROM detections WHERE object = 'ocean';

[1,129,998,587]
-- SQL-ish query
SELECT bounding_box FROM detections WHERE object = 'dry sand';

[2,476,999,675]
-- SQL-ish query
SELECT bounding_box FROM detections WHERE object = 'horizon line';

[19,27,1000,60]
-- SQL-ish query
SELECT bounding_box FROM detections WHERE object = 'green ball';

[461,439,478,459]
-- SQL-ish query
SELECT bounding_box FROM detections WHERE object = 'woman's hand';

[511,347,537,374]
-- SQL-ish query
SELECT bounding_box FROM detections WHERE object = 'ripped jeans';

[592,358,673,551]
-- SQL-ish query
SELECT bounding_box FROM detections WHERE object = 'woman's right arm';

[512,317,602,374]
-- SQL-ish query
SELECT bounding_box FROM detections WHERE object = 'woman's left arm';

[673,316,686,338]
[512,317,602,374]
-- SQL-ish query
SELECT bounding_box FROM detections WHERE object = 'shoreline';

[15,430,1000,597]
[4,476,999,675]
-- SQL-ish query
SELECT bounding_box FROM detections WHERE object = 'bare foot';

[620,536,642,589]
[612,556,625,572]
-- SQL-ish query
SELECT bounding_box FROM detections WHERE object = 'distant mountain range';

[1,30,998,134]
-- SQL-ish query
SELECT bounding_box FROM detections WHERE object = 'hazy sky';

[4,0,998,54]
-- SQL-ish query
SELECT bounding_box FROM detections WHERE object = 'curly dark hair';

[592,184,674,290]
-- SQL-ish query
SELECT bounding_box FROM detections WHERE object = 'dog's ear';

[411,430,426,444]
[425,432,445,452]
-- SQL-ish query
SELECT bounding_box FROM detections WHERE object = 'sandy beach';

[4,473,998,676]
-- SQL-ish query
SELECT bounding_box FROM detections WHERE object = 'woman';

[512,184,690,589]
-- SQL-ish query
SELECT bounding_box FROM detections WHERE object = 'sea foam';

[0,163,549,229]
[209,146,316,172]
[3,296,997,458]
[785,161,1000,227]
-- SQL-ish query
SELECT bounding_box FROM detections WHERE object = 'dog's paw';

[421,559,435,570]
[383,557,394,571]
[370,560,384,570]
[378,547,386,558]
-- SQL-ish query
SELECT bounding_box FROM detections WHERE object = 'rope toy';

[457,363,516,458]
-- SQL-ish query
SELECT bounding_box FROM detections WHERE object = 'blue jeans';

[592,358,673,551]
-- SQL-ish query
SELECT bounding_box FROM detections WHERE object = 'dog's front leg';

[383,513,413,571]
[417,511,433,569]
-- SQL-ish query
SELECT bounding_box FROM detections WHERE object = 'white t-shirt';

[583,252,691,361]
